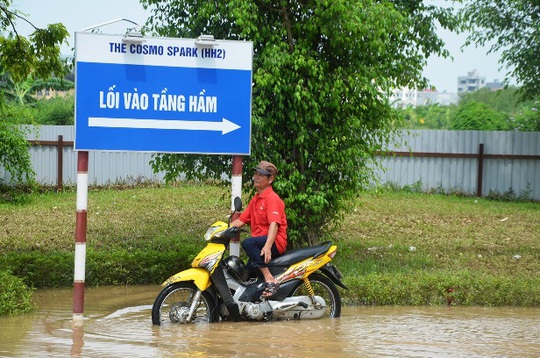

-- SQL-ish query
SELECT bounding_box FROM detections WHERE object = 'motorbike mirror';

[233,196,242,212]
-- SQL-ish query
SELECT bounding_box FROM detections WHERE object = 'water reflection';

[1,285,539,357]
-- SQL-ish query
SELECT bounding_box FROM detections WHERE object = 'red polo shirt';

[238,187,288,253]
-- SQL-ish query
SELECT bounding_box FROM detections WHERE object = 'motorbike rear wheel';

[152,282,218,325]
[290,273,342,318]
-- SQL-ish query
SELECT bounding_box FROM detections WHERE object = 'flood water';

[1,285,539,358]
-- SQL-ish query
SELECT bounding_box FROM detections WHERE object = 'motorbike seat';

[268,241,332,267]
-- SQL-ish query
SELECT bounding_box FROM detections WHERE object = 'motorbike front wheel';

[290,273,342,318]
[152,282,218,325]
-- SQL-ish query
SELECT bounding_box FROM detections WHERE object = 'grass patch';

[1,183,539,307]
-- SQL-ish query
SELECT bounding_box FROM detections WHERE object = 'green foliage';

[0,121,35,184]
[32,95,75,125]
[461,0,540,101]
[511,101,540,131]
[0,181,36,204]
[458,87,540,131]
[0,100,33,124]
[459,87,521,114]
[0,96,74,125]
[86,250,192,286]
[486,185,534,203]
[0,249,195,288]
[343,271,540,306]
[0,252,74,288]
[0,1,70,187]
[397,87,540,131]
[0,73,74,105]
[397,104,456,129]
[0,7,69,84]
[0,270,35,315]
[144,0,461,246]
[451,100,509,130]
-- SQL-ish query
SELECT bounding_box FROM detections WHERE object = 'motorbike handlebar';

[218,226,247,238]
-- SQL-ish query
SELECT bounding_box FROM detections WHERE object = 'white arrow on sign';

[88,117,241,135]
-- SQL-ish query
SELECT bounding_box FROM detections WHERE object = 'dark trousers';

[241,236,281,268]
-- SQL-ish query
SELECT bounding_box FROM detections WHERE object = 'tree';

[143,0,461,246]
[0,120,36,186]
[0,3,69,84]
[451,100,509,130]
[0,1,69,185]
[461,0,540,101]
[511,102,540,131]
[0,72,74,105]
[459,87,521,114]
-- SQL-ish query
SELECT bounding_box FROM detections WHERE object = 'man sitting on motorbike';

[230,160,288,298]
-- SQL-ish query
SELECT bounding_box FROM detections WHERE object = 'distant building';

[417,89,439,106]
[485,79,504,91]
[434,91,459,106]
[392,70,505,108]
[390,87,418,108]
[390,88,458,108]
[458,69,486,94]
[34,88,74,100]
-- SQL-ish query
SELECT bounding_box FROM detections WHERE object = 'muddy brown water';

[1,285,539,357]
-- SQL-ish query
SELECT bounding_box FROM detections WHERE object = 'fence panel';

[28,126,77,186]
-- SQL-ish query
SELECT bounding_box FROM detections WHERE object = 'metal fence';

[1,126,539,200]
[373,130,540,200]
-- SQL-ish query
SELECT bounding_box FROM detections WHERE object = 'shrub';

[0,122,36,184]
[342,270,540,306]
[451,100,509,130]
[0,270,35,316]
[32,96,75,125]
[0,249,196,288]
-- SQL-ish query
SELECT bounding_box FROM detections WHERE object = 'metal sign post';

[230,155,243,256]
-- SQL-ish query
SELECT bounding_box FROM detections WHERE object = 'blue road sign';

[74,33,252,154]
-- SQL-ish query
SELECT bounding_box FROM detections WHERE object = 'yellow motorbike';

[151,198,347,325]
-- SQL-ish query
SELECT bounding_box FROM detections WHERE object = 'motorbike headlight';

[204,225,223,241]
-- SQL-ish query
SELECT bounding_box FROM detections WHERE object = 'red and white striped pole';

[73,151,89,323]
[230,155,243,256]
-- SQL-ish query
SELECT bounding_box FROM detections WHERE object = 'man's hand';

[260,246,272,264]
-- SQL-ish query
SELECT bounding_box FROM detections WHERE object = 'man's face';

[253,171,272,191]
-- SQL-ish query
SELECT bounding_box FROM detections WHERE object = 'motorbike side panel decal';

[276,247,337,284]
[191,243,226,273]
[163,267,211,291]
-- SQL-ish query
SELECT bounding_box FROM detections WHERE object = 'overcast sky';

[13,0,509,93]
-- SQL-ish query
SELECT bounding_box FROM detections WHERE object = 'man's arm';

[261,222,279,263]
[230,218,246,228]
